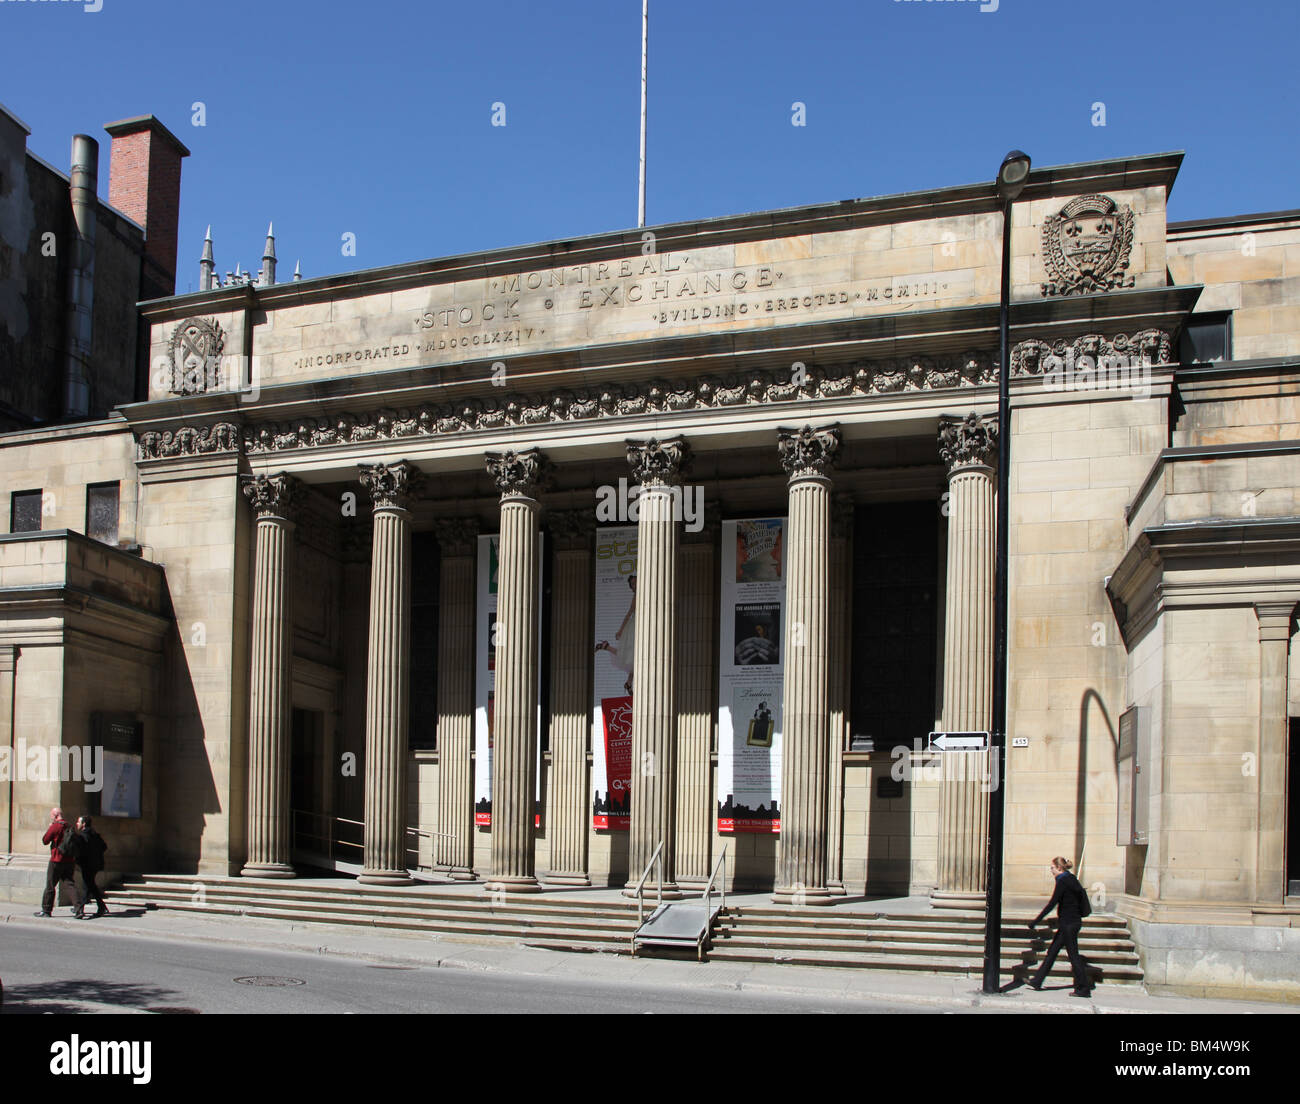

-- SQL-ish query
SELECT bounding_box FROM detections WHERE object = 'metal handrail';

[703,842,729,918]
[632,840,664,927]
[290,809,454,874]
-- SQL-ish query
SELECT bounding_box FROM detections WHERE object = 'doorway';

[1288,718,1299,898]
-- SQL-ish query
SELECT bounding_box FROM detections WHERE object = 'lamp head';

[997,150,1032,203]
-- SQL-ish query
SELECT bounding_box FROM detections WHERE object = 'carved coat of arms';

[168,317,225,394]
[1040,194,1135,296]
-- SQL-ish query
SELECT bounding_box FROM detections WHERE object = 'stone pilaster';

[545,508,596,885]
[240,472,304,879]
[1255,601,1295,904]
[675,503,720,890]
[357,461,423,885]
[624,436,690,897]
[0,645,17,855]
[826,492,854,895]
[433,517,479,879]
[773,425,841,904]
[935,412,997,902]
[484,449,549,892]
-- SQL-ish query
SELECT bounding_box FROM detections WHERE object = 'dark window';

[409,531,440,750]
[1179,312,1232,364]
[10,489,42,533]
[850,500,939,752]
[86,482,120,545]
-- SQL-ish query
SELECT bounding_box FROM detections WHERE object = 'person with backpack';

[74,815,110,917]
[1026,855,1093,997]
[37,807,84,918]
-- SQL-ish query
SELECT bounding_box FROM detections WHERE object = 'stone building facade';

[2,145,1297,999]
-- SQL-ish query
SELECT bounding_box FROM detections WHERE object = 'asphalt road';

[0,922,925,1015]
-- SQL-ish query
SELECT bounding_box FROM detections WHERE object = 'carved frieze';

[167,317,226,395]
[1010,330,1172,377]
[137,421,240,460]
[626,436,691,487]
[1040,194,1136,297]
[777,424,842,481]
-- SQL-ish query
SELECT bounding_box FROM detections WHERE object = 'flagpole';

[638,0,648,228]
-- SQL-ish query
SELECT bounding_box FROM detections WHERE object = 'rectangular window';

[1179,312,1232,364]
[10,489,42,533]
[86,481,120,545]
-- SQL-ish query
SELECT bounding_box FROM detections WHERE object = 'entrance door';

[1288,719,1299,898]
[290,708,326,861]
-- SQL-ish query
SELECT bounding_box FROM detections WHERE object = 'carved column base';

[240,862,295,880]
[445,868,478,882]
[930,889,986,910]
[622,881,683,901]
[485,874,542,894]
[358,870,415,886]
[543,872,592,887]
[772,885,837,907]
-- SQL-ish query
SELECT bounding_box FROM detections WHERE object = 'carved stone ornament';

[546,508,596,551]
[358,460,424,510]
[777,424,842,481]
[136,421,240,460]
[938,412,998,474]
[1010,330,1172,377]
[240,352,998,456]
[1041,194,1136,297]
[484,448,549,499]
[432,516,480,557]
[626,436,691,487]
[168,317,226,394]
[240,472,305,518]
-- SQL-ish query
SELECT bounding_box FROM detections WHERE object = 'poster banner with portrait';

[591,526,637,829]
[474,533,543,828]
[717,517,786,833]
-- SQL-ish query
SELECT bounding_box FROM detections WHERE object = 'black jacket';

[1033,871,1089,926]
[76,828,108,874]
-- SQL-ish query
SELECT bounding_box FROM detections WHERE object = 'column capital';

[938,411,998,476]
[548,508,596,551]
[432,516,480,557]
[359,460,424,511]
[241,472,305,520]
[778,424,841,482]
[485,448,550,500]
[626,435,691,487]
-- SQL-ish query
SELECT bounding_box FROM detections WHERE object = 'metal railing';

[290,810,454,876]
[703,842,729,918]
[632,840,665,927]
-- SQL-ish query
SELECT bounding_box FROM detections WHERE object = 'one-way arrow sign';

[927,731,989,751]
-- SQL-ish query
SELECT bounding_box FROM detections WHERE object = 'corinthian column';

[241,472,304,878]
[773,425,841,905]
[545,509,596,885]
[357,461,423,885]
[826,492,854,895]
[434,517,479,879]
[484,448,549,893]
[624,436,690,897]
[934,412,997,902]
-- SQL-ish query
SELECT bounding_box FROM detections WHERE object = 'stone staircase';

[112,875,1142,986]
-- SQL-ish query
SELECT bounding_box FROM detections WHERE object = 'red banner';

[595,695,633,829]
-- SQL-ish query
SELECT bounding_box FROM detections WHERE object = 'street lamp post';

[982,149,1031,995]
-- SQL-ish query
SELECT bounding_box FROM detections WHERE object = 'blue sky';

[6,0,1298,292]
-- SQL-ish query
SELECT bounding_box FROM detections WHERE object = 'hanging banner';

[591,526,638,829]
[474,532,543,828]
[718,517,786,833]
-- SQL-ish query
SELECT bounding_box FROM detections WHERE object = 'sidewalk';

[4,902,1294,1014]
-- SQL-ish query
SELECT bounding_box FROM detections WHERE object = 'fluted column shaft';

[546,511,595,885]
[1255,602,1295,904]
[359,462,421,885]
[434,520,478,879]
[241,474,301,879]
[675,520,718,888]
[936,412,997,899]
[826,494,853,894]
[625,437,689,896]
[490,495,542,889]
[775,425,840,905]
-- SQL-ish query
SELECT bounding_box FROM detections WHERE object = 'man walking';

[1026,855,1093,997]
[74,815,110,917]
[37,807,83,918]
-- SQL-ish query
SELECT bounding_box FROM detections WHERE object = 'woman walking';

[1027,856,1092,997]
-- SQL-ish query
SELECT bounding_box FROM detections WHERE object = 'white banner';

[591,526,638,829]
[718,518,786,833]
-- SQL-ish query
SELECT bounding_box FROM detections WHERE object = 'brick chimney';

[103,114,190,298]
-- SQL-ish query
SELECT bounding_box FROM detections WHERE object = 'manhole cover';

[233,976,305,987]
